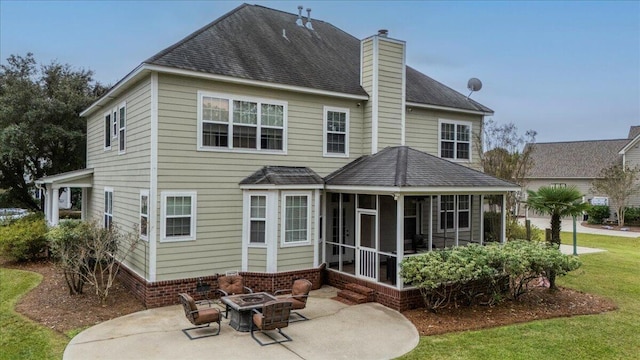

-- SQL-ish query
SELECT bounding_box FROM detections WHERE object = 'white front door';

[356,210,377,280]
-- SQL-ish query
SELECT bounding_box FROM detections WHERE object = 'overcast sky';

[2,1,639,143]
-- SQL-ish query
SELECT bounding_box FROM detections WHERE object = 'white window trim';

[118,102,126,154]
[139,189,149,241]
[437,195,470,232]
[281,191,312,247]
[323,106,350,158]
[244,192,269,248]
[104,111,112,150]
[196,90,288,154]
[104,187,113,229]
[112,108,118,140]
[438,119,472,162]
[160,191,197,242]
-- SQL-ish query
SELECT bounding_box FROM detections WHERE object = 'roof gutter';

[406,101,494,116]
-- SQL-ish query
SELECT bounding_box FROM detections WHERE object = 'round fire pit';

[241,296,265,304]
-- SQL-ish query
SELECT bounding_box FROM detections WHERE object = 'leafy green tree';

[0,53,107,210]
[591,164,640,227]
[525,185,588,289]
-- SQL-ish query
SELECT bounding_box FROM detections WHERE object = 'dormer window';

[198,91,287,153]
[439,119,471,161]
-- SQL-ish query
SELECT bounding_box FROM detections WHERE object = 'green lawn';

[399,233,640,360]
[0,268,68,360]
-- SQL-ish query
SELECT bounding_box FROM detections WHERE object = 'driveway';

[64,286,419,360]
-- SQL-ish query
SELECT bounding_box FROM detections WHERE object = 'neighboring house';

[36,4,517,310]
[524,126,640,216]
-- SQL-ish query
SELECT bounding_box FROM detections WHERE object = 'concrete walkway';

[64,286,419,360]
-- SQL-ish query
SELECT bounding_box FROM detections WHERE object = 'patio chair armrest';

[244,286,253,294]
[215,289,229,297]
[274,289,292,295]
[251,308,262,315]
[290,294,309,300]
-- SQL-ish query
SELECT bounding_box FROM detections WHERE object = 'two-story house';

[36,4,518,310]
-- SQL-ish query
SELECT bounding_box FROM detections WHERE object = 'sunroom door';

[356,210,377,281]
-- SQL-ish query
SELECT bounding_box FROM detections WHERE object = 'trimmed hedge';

[400,241,581,310]
[587,205,610,224]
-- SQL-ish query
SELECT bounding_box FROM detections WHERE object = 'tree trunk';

[550,213,561,247]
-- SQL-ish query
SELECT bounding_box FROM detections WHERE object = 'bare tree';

[591,164,640,227]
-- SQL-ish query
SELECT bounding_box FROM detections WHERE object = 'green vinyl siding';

[376,39,404,150]
[154,74,362,280]
[85,76,152,278]
[248,248,267,272]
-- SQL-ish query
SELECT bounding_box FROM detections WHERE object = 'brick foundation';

[117,264,325,308]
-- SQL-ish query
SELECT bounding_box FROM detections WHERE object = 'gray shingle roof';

[628,126,640,139]
[525,139,629,179]
[240,166,323,186]
[145,4,491,113]
[325,146,517,188]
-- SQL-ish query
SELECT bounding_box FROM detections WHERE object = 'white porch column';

[81,188,88,221]
[428,196,433,251]
[313,189,321,267]
[454,195,459,246]
[501,194,507,244]
[43,185,51,224]
[396,194,404,289]
[51,187,60,226]
[480,195,485,245]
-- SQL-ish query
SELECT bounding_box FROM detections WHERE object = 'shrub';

[400,240,581,310]
[506,218,542,241]
[0,213,48,261]
[587,205,610,224]
[47,221,140,303]
[623,206,640,225]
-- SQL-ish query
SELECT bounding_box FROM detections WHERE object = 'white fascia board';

[406,101,494,116]
[35,169,94,185]
[239,184,324,190]
[324,185,519,194]
[80,65,149,117]
[618,136,639,154]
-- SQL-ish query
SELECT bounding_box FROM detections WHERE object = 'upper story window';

[198,91,287,153]
[439,119,471,161]
[161,191,197,242]
[104,112,111,149]
[118,103,126,154]
[323,106,349,157]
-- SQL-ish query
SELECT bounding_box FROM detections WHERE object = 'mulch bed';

[402,286,617,336]
[2,258,617,337]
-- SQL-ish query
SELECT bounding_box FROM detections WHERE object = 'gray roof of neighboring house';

[145,4,492,113]
[525,139,629,179]
[628,126,640,139]
[325,146,518,188]
[240,166,324,185]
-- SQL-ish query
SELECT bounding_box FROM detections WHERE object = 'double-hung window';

[439,120,471,161]
[104,112,112,149]
[323,107,349,157]
[140,190,149,240]
[161,192,197,241]
[104,188,113,229]
[282,193,311,246]
[249,195,267,245]
[199,91,286,152]
[118,103,126,154]
[439,195,470,230]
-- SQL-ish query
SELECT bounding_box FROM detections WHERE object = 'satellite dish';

[467,78,483,99]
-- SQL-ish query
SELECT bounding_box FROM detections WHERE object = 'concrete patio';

[64,286,419,360]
